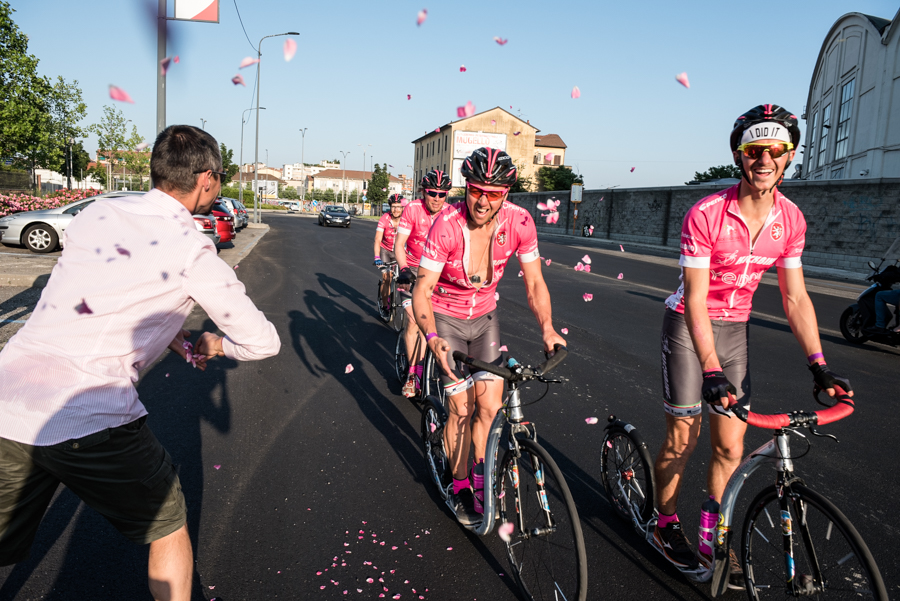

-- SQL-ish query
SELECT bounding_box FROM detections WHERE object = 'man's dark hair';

[151,125,222,194]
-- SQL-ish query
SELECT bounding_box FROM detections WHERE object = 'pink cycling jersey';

[396,199,445,268]
[376,212,400,252]
[665,184,806,321]
[419,201,540,320]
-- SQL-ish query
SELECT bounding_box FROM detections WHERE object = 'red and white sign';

[173,0,219,22]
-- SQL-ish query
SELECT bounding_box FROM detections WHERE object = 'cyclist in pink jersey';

[413,148,565,525]
[394,170,452,398]
[653,105,853,577]
[373,194,404,314]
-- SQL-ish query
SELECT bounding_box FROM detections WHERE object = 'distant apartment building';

[307,169,402,197]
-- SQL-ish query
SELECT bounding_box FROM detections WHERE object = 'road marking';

[0,319,27,324]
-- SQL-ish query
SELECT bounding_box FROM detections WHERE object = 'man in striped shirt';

[0,125,281,600]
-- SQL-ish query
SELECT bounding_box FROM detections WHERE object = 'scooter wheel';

[839,304,870,344]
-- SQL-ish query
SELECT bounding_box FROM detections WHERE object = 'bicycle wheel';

[376,278,391,323]
[742,483,887,600]
[599,423,656,524]
[497,438,588,601]
[394,330,409,384]
[420,397,450,499]
[391,280,406,332]
[421,350,446,408]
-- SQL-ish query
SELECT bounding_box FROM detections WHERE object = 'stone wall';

[508,179,900,273]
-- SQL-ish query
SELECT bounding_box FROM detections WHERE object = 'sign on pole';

[571,183,583,203]
[173,0,220,22]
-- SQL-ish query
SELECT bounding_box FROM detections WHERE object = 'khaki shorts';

[0,416,186,566]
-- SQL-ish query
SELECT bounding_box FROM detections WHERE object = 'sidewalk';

[0,224,269,288]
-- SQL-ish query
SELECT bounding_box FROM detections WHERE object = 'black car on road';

[318,205,351,228]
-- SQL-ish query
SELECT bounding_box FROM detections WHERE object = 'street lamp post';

[358,143,371,209]
[240,107,265,206]
[299,128,307,204]
[339,150,350,205]
[253,31,300,224]
[200,118,207,130]
[407,164,415,199]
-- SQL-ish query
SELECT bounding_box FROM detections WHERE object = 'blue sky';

[13,0,899,189]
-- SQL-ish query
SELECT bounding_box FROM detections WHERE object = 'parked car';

[0,191,143,253]
[212,200,236,243]
[232,200,249,226]
[318,204,351,228]
[217,197,247,228]
[348,206,358,216]
[193,214,221,246]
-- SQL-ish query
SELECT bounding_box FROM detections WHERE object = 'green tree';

[280,185,298,199]
[48,77,88,188]
[86,163,108,188]
[64,140,91,181]
[368,163,390,207]
[690,164,741,183]
[537,166,583,192]
[122,125,149,190]
[88,105,128,191]
[220,143,239,183]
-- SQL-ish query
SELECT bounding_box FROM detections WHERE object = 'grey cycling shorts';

[434,310,503,396]
[400,266,419,309]
[661,308,750,418]
[379,248,397,265]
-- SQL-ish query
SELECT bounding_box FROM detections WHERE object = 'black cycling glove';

[808,363,852,394]
[701,370,737,406]
[397,267,417,286]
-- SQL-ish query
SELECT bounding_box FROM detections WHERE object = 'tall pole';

[340,150,349,205]
[201,118,207,130]
[254,31,299,224]
[240,107,265,206]
[156,0,166,137]
[299,128,307,203]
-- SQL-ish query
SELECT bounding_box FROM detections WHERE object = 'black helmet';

[388,193,404,203]
[459,147,518,187]
[420,169,451,191]
[729,104,800,151]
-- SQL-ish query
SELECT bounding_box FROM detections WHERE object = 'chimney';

[526,120,530,124]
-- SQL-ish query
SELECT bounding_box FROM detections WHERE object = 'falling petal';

[544,153,554,163]
[283,38,297,61]
[416,8,427,26]
[232,74,246,86]
[675,72,690,89]
[561,328,568,335]
[585,417,599,424]
[367,578,374,583]
[583,293,593,302]
[513,131,521,136]
[536,202,548,211]
[548,212,559,224]
[136,142,150,151]
[493,37,508,45]
[447,547,453,550]
[165,373,170,377]
[116,247,131,258]
[434,127,440,133]
[214,464,221,470]
[160,57,172,76]
[407,94,411,100]
[582,254,591,264]
[239,56,259,69]
[173,55,180,63]
[74,299,93,314]
[517,270,523,277]
[490,341,496,347]
[571,85,581,99]
[209,586,215,590]
[617,273,624,279]
[498,522,515,542]
[589,226,595,234]
[459,65,466,72]
[456,101,475,118]
[574,263,584,271]
[630,167,635,172]
[545,259,551,266]
[234,265,239,269]
[345,364,354,373]
[494,292,499,301]
[584,265,591,273]
[317,572,322,575]
[499,345,508,352]
[109,85,135,104]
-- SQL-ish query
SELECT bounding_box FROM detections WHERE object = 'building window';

[554,155,561,165]
[807,111,818,172]
[437,138,441,154]
[818,104,831,166]
[534,153,540,164]
[834,79,855,161]
[831,166,844,179]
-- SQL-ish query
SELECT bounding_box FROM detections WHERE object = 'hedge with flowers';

[0,189,97,218]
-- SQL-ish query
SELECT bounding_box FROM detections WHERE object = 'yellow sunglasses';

[736,142,794,160]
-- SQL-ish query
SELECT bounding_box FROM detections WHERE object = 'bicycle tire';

[421,350,447,408]
[394,330,409,384]
[420,396,451,499]
[376,278,391,323]
[390,279,406,332]
[497,438,588,601]
[742,483,887,600]
[599,424,656,524]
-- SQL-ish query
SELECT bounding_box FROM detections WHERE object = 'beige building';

[307,169,403,197]
[411,107,568,193]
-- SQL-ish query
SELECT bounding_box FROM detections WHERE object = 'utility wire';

[232,0,257,53]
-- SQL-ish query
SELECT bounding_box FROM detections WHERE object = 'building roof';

[231,172,281,183]
[863,13,891,34]
[534,134,567,149]
[311,169,401,182]
[411,107,538,144]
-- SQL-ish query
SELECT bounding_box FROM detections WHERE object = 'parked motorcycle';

[839,236,900,345]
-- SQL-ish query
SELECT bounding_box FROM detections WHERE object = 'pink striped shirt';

[0,189,281,445]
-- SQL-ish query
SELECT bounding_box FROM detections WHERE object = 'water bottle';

[698,495,720,561]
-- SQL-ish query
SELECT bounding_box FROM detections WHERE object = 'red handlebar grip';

[746,412,791,429]
[815,385,854,425]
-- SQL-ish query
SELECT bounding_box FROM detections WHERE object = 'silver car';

[217,197,247,228]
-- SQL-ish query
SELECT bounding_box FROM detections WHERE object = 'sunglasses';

[425,190,447,199]
[193,169,228,180]
[736,142,794,160]
[467,184,508,202]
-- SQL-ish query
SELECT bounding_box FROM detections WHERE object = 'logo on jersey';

[770,222,784,241]
[497,231,507,246]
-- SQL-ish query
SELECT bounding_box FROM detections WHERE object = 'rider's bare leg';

[655,413,702,514]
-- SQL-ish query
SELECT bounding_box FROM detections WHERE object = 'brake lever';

[807,425,839,443]
[536,375,562,384]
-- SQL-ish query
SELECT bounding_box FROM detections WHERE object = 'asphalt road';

[1,212,897,600]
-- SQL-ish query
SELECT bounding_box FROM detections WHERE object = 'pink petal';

[209,586,215,590]
[283,39,297,61]
[490,341,496,346]
[234,265,239,269]
[583,293,593,302]
[589,226,595,233]
[544,153,553,163]
[490,119,496,125]
[585,417,599,424]
[493,37,508,45]
[581,254,591,264]
[574,263,584,271]
[571,85,581,99]
[239,57,259,69]
[549,212,559,224]
[367,578,374,583]
[517,270,523,277]
[499,345,508,352]
[116,247,131,257]
[545,259,551,266]
[407,94,411,100]
[160,57,172,76]
[109,85,135,104]
[232,74,246,86]
[620,245,624,252]
[447,547,453,551]
[498,521,515,542]
[459,65,466,72]
[561,328,568,335]
[456,101,475,118]
[165,373,170,377]
[214,464,221,470]
[675,72,690,89]
[416,8,427,26]
[494,292,499,301]
[617,273,624,279]
[584,265,591,273]
[74,299,93,314]
[136,142,150,151]
[173,55,180,63]
[536,202,548,211]
[513,131,521,136]
[630,167,635,172]
[434,127,440,133]
[317,572,322,575]
[321,586,327,590]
